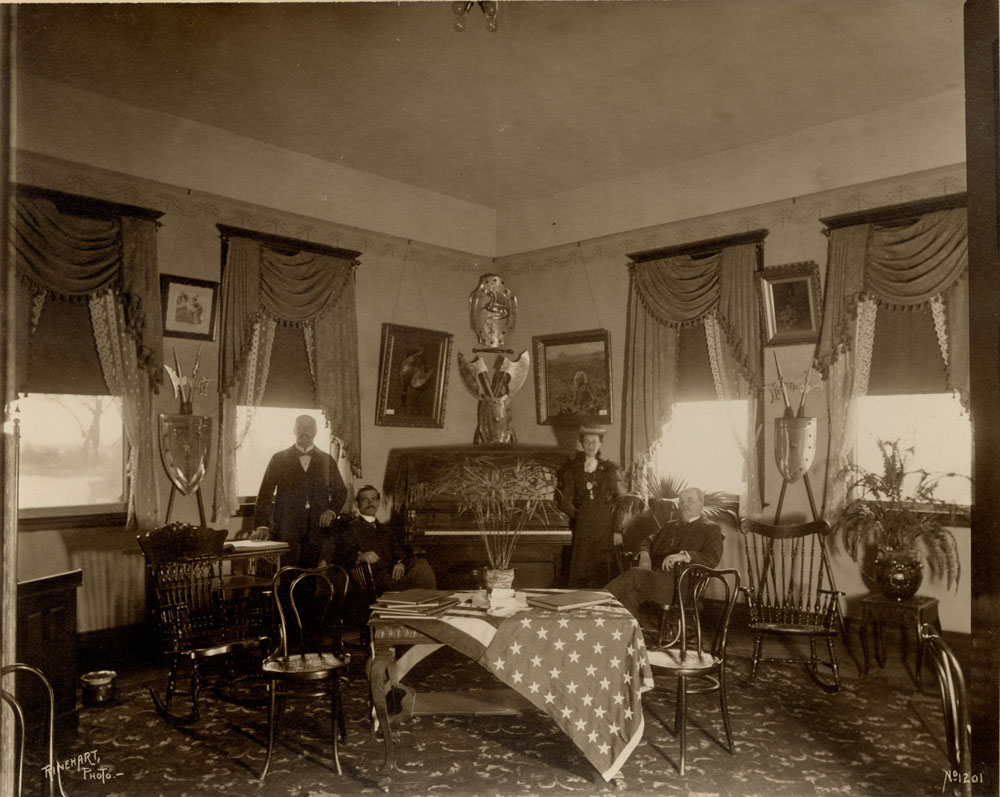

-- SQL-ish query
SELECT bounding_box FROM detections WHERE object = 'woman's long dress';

[558,455,622,588]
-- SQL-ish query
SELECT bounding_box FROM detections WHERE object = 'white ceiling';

[15,1,966,208]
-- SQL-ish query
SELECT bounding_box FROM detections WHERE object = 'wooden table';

[220,540,289,590]
[368,593,654,790]
[859,592,942,686]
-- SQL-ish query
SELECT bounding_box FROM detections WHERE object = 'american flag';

[377,598,653,781]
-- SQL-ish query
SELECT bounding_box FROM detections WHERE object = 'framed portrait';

[533,328,613,426]
[160,275,219,341]
[758,261,822,347]
[375,323,453,428]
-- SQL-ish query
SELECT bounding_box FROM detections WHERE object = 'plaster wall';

[496,89,967,255]
[14,72,497,257]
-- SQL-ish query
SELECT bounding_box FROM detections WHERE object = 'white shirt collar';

[295,445,314,455]
[359,514,377,524]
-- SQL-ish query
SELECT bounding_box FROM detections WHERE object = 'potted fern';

[836,438,965,600]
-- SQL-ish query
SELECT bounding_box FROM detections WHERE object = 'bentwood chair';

[0,664,68,797]
[260,564,352,782]
[920,624,971,797]
[740,518,845,692]
[647,565,741,776]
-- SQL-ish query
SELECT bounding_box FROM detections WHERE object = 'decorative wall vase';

[469,273,517,349]
[774,416,817,483]
[158,414,213,496]
[874,548,923,600]
[484,568,515,591]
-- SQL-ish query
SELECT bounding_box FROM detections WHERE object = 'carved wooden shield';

[158,413,213,495]
[774,416,817,483]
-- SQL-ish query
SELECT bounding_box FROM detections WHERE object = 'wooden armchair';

[138,522,272,725]
[739,518,845,692]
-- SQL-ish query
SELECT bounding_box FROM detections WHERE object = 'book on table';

[378,588,456,605]
[526,590,616,611]
[223,539,290,553]
[371,594,460,618]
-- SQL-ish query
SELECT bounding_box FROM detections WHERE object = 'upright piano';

[383,444,576,589]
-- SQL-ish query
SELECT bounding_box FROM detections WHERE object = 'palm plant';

[837,438,964,589]
[630,471,740,526]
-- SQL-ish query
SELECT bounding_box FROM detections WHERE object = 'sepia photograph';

[160,274,218,341]
[2,2,992,795]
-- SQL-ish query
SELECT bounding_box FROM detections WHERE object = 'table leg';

[872,619,886,669]
[859,616,872,677]
[369,645,398,784]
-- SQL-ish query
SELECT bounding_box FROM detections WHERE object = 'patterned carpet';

[46,645,949,797]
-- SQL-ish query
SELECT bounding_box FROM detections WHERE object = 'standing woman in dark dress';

[558,427,623,587]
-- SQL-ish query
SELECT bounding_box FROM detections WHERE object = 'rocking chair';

[739,518,845,692]
[139,522,272,725]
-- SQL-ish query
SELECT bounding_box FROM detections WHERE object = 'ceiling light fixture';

[453,1,498,33]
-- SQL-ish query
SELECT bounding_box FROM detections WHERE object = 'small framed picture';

[375,323,453,428]
[533,328,613,426]
[758,261,822,347]
[160,275,219,341]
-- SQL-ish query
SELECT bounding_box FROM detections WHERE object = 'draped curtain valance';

[214,233,362,521]
[11,193,163,383]
[815,207,968,377]
[622,242,761,471]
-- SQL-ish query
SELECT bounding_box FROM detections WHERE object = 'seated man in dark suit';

[605,487,723,628]
[334,485,436,594]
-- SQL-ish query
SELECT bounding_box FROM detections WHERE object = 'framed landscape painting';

[160,274,219,341]
[533,328,613,426]
[375,323,452,428]
[758,261,822,347]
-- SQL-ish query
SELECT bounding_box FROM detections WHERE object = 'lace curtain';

[90,291,159,531]
[814,207,968,517]
[213,235,360,522]
[622,242,761,480]
[10,195,162,531]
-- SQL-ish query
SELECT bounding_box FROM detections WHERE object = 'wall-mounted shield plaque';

[774,416,817,484]
[158,414,213,496]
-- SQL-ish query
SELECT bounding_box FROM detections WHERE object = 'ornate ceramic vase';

[874,548,923,600]
[484,568,515,591]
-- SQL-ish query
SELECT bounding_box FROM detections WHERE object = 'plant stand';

[858,592,942,688]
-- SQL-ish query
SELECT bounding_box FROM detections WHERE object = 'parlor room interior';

[2,2,999,796]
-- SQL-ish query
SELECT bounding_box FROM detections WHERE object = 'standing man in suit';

[251,414,347,569]
[605,487,723,626]
[334,485,436,593]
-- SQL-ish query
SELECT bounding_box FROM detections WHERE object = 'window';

[855,393,971,506]
[651,399,748,495]
[854,304,971,507]
[235,406,332,499]
[16,393,125,513]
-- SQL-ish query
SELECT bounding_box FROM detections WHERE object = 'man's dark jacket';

[254,445,347,546]
[637,516,724,569]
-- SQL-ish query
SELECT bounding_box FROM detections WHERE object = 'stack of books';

[370,588,460,619]
[526,590,616,612]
